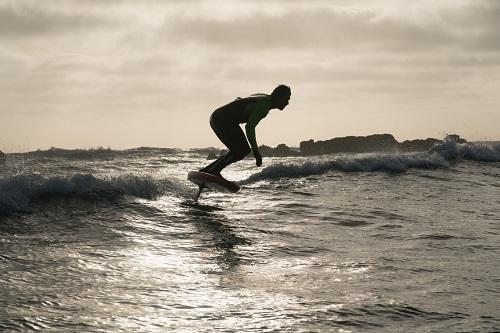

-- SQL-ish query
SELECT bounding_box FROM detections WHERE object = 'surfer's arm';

[245,107,267,167]
[245,120,262,166]
[245,109,266,150]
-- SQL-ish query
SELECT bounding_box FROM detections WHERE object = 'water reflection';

[181,200,252,273]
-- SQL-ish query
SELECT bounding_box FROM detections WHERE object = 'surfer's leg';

[207,133,251,175]
[199,114,229,175]
[201,153,231,177]
[201,146,250,176]
[201,116,250,176]
[200,154,226,173]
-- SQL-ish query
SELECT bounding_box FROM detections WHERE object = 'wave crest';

[0,173,171,216]
[242,140,500,184]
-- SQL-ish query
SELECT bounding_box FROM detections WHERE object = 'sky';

[1,0,500,152]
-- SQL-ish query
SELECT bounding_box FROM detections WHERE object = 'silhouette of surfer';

[200,85,291,177]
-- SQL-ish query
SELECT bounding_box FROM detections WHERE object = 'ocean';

[1,138,499,332]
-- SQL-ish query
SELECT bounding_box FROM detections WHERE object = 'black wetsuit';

[209,95,271,159]
[199,94,271,176]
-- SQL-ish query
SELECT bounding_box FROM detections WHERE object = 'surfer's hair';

[271,84,291,98]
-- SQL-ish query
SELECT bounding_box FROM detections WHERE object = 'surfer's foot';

[206,170,222,178]
[199,167,222,178]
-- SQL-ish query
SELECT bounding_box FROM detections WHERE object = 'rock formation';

[398,138,442,152]
[300,134,468,155]
[259,144,300,157]
[203,134,468,158]
[300,134,399,155]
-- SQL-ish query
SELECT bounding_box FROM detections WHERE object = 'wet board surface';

[187,171,240,193]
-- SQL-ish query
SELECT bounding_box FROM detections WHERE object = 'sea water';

[1,139,499,332]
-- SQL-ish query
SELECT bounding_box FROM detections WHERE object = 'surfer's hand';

[253,148,262,167]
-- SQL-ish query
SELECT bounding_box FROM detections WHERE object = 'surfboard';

[188,171,240,193]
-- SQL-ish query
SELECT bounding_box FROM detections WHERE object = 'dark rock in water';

[203,149,226,160]
[275,144,294,157]
[258,144,300,157]
[399,134,467,152]
[189,147,224,159]
[207,152,218,160]
[399,138,442,152]
[300,134,399,155]
[0,150,5,162]
[446,134,467,144]
[299,134,468,155]
[258,145,273,157]
[198,134,469,158]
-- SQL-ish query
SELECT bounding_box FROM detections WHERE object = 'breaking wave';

[242,139,500,184]
[0,173,179,216]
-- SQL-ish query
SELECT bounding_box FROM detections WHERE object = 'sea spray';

[0,173,176,215]
[241,140,500,184]
[240,153,448,184]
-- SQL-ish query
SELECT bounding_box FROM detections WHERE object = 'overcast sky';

[1,0,499,152]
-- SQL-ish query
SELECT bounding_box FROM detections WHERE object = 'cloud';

[0,4,111,37]
[164,2,500,52]
[437,0,500,51]
[165,9,444,50]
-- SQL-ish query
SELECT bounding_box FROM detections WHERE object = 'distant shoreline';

[2,134,497,158]
[207,133,469,158]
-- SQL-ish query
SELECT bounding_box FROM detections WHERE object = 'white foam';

[0,173,179,215]
[241,139,500,184]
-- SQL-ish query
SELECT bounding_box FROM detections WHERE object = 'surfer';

[200,85,291,177]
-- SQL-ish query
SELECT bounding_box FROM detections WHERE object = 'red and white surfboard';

[188,171,240,193]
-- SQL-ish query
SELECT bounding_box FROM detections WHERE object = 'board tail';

[187,171,240,193]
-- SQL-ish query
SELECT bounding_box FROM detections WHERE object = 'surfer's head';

[271,84,291,110]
